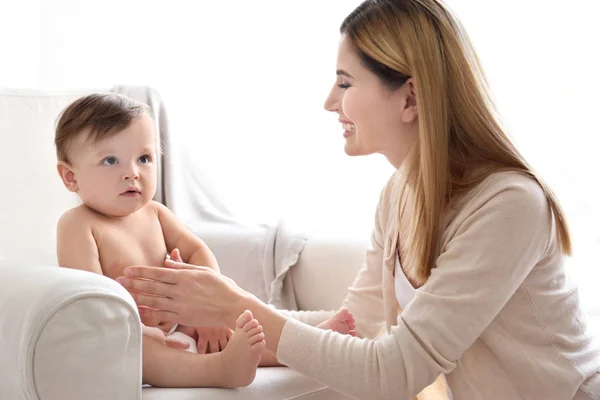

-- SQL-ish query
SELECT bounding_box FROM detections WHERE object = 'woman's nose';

[324,85,340,112]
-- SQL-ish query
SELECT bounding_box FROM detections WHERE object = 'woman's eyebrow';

[336,69,354,79]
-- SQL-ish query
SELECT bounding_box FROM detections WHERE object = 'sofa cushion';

[143,367,352,400]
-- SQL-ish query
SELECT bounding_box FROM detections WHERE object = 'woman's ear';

[57,161,79,192]
[402,78,418,124]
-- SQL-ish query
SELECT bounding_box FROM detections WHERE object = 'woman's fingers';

[125,275,176,296]
[164,259,214,271]
[138,306,179,323]
[122,266,179,284]
[121,263,242,328]
[117,276,176,300]
[129,291,175,311]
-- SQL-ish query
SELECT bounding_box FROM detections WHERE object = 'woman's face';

[324,34,418,168]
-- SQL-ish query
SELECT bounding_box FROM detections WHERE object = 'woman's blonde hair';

[341,0,571,285]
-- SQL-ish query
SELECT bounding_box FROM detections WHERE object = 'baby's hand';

[166,248,183,265]
[317,309,356,336]
[195,326,234,354]
[142,324,190,350]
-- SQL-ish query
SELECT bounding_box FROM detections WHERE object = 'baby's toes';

[246,325,263,338]
[236,310,254,329]
[250,331,265,345]
[243,318,260,333]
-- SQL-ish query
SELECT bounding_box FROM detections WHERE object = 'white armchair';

[0,87,367,400]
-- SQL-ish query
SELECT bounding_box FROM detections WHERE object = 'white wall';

[1,1,598,303]
[0,0,41,87]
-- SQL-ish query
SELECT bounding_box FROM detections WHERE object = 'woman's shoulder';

[378,169,546,208]
[466,171,546,205]
[375,169,550,231]
[451,170,551,227]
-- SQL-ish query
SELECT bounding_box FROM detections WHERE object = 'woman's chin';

[343,140,358,156]
[344,141,366,157]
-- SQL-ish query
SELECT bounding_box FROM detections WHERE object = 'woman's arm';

[277,309,334,326]
[119,177,552,399]
[272,177,553,399]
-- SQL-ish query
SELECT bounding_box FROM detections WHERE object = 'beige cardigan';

[277,172,600,400]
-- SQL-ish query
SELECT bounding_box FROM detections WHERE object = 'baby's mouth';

[121,188,141,196]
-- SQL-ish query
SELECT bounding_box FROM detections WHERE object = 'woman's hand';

[116,258,247,328]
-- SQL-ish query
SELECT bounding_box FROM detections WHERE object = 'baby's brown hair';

[55,93,150,162]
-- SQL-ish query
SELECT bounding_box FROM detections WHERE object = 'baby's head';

[55,93,158,217]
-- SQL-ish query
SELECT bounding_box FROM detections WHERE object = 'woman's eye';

[337,82,351,90]
[103,157,117,166]
[139,155,151,164]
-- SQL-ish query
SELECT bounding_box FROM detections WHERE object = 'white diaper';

[167,324,179,335]
[168,331,198,353]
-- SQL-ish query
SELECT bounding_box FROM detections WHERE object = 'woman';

[117,0,600,398]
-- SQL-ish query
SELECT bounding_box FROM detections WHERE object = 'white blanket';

[111,85,307,309]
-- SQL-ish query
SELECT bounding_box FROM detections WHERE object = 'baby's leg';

[258,348,282,367]
[142,335,226,387]
[142,310,264,388]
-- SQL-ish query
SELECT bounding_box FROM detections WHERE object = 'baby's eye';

[102,157,118,166]
[138,155,151,164]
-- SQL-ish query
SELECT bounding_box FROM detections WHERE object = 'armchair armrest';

[0,263,142,400]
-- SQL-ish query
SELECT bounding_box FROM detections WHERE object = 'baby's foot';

[219,310,265,388]
[317,308,356,336]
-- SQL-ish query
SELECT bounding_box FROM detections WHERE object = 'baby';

[54,93,355,387]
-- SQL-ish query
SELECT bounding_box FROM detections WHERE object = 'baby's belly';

[102,255,167,281]
[102,254,175,332]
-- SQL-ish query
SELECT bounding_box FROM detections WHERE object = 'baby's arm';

[57,210,103,274]
[154,202,219,272]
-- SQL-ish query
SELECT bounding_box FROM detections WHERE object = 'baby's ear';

[56,161,79,192]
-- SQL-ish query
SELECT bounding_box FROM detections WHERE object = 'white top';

[395,256,454,400]
[394,256,416,309]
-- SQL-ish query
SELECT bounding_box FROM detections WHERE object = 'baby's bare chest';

[93,214,168,280]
